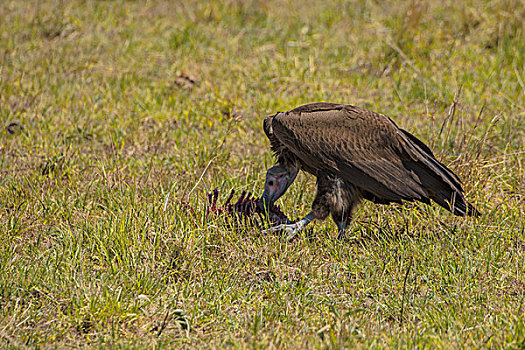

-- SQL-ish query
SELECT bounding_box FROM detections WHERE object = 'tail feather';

[432,189,480,217]
[398,129,481,217]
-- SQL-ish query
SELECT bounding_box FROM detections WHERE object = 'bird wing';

[270,103,478,215]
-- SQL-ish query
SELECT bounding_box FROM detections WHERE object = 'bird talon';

[286,232,299,241]
[262,221,307,241]
[261,224,285,234]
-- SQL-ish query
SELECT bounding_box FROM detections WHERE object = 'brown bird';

[257,102,480,240]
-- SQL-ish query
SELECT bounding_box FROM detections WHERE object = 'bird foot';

[262,221,307,241]
[336,222,347,240]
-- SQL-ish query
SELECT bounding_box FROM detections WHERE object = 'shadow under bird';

[257,102,480,240]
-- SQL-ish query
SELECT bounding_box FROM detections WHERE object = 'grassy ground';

[1,0,524,348]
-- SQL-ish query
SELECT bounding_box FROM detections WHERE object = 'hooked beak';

[257,166,298,213]
[257,189,274,213]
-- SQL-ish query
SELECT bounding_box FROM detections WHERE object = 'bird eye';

[268,180,274,186]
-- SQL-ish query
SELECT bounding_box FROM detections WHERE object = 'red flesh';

[205,188,291,227]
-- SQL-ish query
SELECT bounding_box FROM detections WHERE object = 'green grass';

[1,0,524,348]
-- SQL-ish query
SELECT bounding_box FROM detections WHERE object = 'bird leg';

[262,212,314,241]
[336,222,347,240]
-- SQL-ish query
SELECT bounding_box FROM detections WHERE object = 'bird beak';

[257,166,298,213]
[257,191,272,213]
[258,186,279,213]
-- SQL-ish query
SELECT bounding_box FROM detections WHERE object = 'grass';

[0,0,524,348]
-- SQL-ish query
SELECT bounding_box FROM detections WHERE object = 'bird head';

[258,165,298,213]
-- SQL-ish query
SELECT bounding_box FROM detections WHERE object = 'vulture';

[257,102,480,240]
